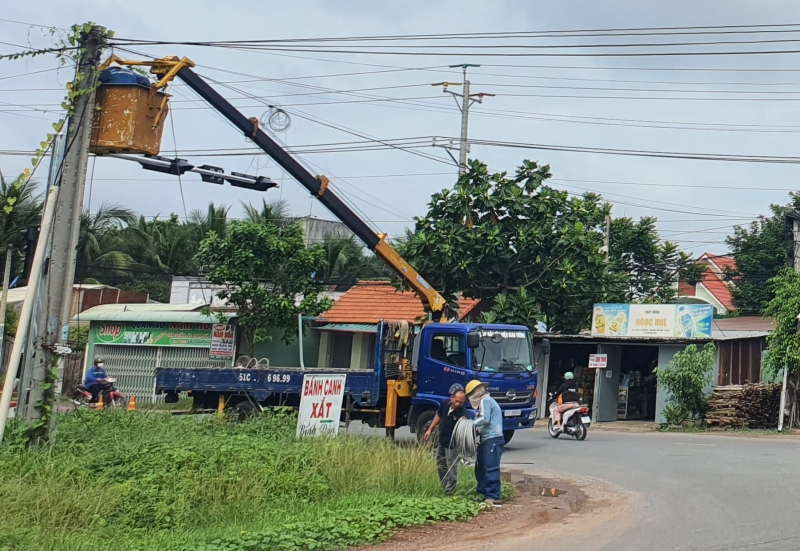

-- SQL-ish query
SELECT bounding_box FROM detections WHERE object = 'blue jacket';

[84,366,108,386]
[474,395,503,441]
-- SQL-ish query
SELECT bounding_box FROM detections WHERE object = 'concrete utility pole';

[433,64,494,175]
[28,26,105,439]
[603,214,611,263]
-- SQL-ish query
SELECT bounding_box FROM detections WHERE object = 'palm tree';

[76,202,138,282]
[0,172,44,278]
[242,198,291,226]
[190,202,230,240]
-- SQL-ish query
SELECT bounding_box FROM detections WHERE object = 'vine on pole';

[0,22,114,216]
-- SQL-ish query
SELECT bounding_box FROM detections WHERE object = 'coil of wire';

[449,417,478,462]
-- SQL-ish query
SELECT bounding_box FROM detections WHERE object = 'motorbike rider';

[84,357,110,404]
[553,372,581,427]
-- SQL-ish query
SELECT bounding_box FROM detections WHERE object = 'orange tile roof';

[699,271,735,312]
[317,281,481,324]
[700,253,736,274]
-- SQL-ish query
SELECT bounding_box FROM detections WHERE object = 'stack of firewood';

[705,384,781,429]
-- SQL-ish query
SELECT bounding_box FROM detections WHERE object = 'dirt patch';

[355,472,589,551]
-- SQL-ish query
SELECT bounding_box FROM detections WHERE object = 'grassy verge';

[0,411,487,551]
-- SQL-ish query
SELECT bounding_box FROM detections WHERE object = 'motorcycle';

[547,395,591,440]
[72,378,126,408]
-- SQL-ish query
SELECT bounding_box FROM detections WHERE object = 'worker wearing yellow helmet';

[465,379,505,507]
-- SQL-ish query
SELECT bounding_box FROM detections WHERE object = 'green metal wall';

[248,328,321,368]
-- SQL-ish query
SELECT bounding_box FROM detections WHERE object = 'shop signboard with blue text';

[591,303,713,339]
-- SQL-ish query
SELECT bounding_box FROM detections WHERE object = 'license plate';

[503,409,522,417]
[581,416,591,424]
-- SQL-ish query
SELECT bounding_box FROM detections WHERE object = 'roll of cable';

[450,417,478,463]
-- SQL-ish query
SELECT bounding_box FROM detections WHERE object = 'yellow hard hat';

[465,379,487,395]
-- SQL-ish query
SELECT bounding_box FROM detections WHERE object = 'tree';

[76,202,137,281]
[316,234,394,287]
[654,343,715,423]
[762,268,800,376]
[195,220,332,355]
[243,198,291,226]
[399,159,614,333]
[0,173,43,278]
[724,195,798,315]
[608,216,695,303]
[190,202,230,240]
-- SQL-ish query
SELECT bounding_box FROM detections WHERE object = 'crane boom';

[174,67,448,317]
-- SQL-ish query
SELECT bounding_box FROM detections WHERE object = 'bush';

[0,411,479,551]
[654,343,715,420]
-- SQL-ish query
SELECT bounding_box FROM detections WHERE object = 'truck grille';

[490,390,533,406]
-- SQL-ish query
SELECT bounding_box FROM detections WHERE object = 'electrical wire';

[449,417,478,463]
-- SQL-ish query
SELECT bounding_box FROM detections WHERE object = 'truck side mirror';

[467,330,480,349]
[541,338,551,356]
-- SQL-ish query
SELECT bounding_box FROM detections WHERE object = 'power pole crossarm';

[433,64,494,175]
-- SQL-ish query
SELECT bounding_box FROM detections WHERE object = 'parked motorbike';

[72,378,126,408]
[547,395,591,440]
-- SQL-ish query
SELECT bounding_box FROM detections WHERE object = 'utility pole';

[603,214,611,263]
[29,26,105,440]
[793,217,800,273]
[432,64,494,175]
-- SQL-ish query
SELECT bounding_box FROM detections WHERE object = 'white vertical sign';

[297,374,347,438]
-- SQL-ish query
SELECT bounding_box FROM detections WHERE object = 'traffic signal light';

[20,225,40,286]
[226,172,277,192]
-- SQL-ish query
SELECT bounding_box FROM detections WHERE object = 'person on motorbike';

[84,357,110,404]
[553,372,581,427]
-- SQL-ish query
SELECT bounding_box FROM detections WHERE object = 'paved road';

[502,427,800,551]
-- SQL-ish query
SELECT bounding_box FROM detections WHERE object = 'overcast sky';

[4,1,800,255]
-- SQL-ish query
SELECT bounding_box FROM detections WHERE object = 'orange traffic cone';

[127,396,136,411]
[96,394,104,410]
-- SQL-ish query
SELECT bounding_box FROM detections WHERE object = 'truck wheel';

[415,409,437,445]
[503,430,515,445]
[232,401,257,422]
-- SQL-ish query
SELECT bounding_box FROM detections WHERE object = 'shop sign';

[591,303,713,339]
[94,321,213,347]
[297,374,347,438]
[210,324,235,358]
[588,354,607,368]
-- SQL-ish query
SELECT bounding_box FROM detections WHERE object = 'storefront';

[536,302,717,423]
[77,303,235,404]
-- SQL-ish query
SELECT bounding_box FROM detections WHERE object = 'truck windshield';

[473,330,535,373]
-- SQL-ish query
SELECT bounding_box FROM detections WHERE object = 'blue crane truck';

[101,54,549,441]
[156,322,548,443]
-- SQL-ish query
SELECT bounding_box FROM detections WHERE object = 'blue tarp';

[99,67,150,87]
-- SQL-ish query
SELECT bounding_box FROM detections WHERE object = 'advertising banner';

[210,324,235,358]
[94,321,213,347]
[297,374,347,438]
[591,303,713,339]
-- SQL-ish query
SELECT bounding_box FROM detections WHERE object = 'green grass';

[0,411,485,551]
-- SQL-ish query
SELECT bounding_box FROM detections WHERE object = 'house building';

[676,252,736,315]
[314,281,482,370]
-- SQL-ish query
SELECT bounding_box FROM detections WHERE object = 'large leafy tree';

[608,216,696,303]
[399,159,613,333]
[724,195,797,316]
[195,220,332,354]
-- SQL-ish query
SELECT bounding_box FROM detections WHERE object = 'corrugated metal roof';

[74,303,220,323]
[315,323,377,333]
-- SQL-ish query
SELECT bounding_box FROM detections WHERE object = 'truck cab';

[409,323,540,444]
